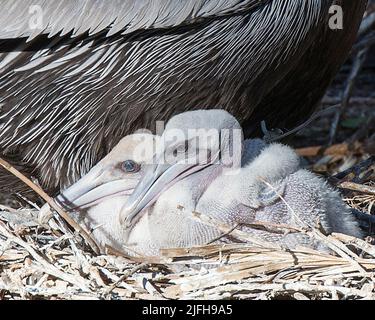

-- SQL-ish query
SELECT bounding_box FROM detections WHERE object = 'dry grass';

[1,204,375,300]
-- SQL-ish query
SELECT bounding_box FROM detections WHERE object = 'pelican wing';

[0,0,265,40]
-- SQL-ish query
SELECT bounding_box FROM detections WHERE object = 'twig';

[0,220,90,291]
[192,211,282,249]
[262,105,340,143]
[359,12,375,36]
[333,233,375,258]
[206,219,304,244]
[329,48,369,144]
[53,213,91,269]
[0,157,100,254]
[105,263,150,295]
[348,114,375,144]
[206,223,241,245]
[258,178,312,229]
[333,156,375,182]
[338,182,375,196]
[296,143,349,157]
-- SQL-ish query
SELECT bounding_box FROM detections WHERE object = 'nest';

[1,202,375,301]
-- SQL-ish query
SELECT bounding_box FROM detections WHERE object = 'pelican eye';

[173,141,189,157]
[122,160,140,173]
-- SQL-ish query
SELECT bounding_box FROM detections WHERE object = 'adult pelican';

[0,0,367,196]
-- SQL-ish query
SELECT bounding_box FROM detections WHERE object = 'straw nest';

[1,200,375,300]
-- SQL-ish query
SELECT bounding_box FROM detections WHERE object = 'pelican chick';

[46,132,159,253]
[50,109,249,255]
[196,140,363,250]
[51,110,362,256]
[121,110,362,254]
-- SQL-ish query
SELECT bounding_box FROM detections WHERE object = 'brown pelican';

[119,110,361,254]
[43,132,159,252]
[54,110,361,255]
[0,0,367,196]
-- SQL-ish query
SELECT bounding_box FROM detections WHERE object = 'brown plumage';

[0,0,367,197]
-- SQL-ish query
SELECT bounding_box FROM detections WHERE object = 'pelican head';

[120,109,244,227]
[56,133,159,211]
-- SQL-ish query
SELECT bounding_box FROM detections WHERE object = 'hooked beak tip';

[120,207,134,227]
[124,218,133,229]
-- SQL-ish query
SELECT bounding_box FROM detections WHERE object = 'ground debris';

[1,203,375,300]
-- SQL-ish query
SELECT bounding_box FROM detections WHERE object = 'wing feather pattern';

[0,0,265,40]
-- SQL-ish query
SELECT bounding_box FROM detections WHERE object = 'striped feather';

[0,0,265,40]
[0,0,367,196]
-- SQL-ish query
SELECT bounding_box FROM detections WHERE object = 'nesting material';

[1,202,375,301]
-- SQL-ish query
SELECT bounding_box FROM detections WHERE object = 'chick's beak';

[56,166,137,210]
[120,154,214,228]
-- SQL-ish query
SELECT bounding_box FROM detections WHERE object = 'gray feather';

[0,0,366,196]
[0,0,265,40]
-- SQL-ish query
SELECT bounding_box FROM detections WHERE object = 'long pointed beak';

[56,166,137,210]
[120,158,210,228]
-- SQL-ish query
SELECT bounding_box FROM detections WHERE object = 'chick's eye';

[122,160,140,173]
[173,141,189,157]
